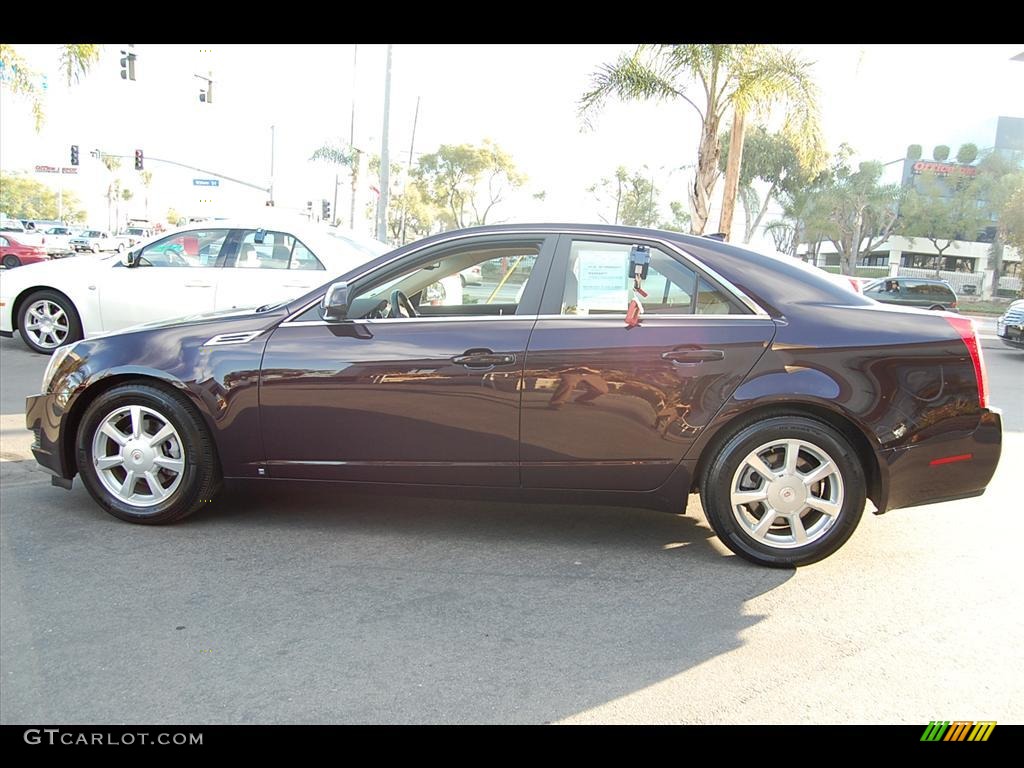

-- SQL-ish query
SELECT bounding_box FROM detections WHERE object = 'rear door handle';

[184,281,213,288]
[451,349,516,368]
[662,349,725,364]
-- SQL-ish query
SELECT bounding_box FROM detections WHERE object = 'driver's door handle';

[184,281,213,288]
[451,350,516,368]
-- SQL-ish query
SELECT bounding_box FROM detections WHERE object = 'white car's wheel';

[18,290,83,354]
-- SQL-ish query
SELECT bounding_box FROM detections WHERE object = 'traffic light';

[134,149,144,171]
[322,200,331,221]
[120,48,136,81]
[70,145,79,166]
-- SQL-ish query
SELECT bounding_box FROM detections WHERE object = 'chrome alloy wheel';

[91,405,186,507]
[729,438,844,549]
[23,299,70,350]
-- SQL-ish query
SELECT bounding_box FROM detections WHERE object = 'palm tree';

[580,44,825,238]
[102,156,121,232]
[310,141,360,230]
[140,170,153,220]
[0,44,101,131]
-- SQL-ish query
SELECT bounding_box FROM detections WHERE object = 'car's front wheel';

[700,416,866,567]
[18,290,83,354]
[77,384,221,524]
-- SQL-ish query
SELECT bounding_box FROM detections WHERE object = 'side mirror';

[322,281,349,322]
[121,250,137,267]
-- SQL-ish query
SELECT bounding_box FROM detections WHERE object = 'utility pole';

[375,44,393,243]
[399,95,421,245]
[349,44,358,231]
[269,125,275,205]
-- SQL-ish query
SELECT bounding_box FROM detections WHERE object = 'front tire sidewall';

[77,385,217,524]
[702,417,866,568]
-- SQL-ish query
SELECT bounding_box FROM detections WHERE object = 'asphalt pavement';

[1,329,1021,724]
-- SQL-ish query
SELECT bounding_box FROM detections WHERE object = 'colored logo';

[921,721,996,742]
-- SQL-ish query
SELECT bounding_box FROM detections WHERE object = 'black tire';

[700,416,866,568]
[2,254,21,269]
[17,289,83,354]
[928,304,944,311]
[77,383,221,524]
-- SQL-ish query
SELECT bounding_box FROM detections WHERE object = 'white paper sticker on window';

[576,250,627,313]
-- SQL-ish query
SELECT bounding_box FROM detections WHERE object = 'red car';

[1,235,50,269]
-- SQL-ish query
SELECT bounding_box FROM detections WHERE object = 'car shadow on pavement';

[2,468,793,724]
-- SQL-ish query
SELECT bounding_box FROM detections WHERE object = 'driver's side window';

[136,230,229,268]
[346,242,542,319]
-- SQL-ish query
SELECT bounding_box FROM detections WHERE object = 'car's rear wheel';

[2,254,21,269]
[928,304,944,311]
[77,384,221,524]
[18,290,82,354]
[700,416,866,567]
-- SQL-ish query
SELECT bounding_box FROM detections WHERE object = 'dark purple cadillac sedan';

[25,224,1002,567]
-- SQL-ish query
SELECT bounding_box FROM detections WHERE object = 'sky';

[1,43,1022,243]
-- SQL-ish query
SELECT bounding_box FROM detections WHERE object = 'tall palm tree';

[0,44,101,131]
[310,141,360,230]
[140,170,153,220]
[580,44,825,238]
[102,156,122,232]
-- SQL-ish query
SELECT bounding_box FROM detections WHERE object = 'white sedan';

[0,218,383,353]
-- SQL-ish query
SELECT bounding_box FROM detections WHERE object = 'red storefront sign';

[912,161,978,176]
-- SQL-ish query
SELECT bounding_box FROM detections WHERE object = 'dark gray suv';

[864,277,958,311]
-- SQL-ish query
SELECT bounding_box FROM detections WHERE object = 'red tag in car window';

[625,299,642,328]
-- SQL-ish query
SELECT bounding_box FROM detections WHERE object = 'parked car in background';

[1,218,379,353]
[1,218,48,251]
[122,226,153,248]
[0,234,50,269]
[41,226,79,257]
[23,223,1001,568]
[863,277,958,311]
[27,219,64,232]
[996,299,1024,350]
[69,230,123,254]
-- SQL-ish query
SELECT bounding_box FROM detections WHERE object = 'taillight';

[945,315,988,408]
[847,278,862,293]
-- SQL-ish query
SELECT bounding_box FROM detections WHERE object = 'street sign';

[35,165,78,174]
[193,178,220,187]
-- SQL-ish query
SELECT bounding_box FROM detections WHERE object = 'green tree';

[975,152,1024,296]
[660,201,692,233]
[719,124,817,242]
[0,44,100,131]
[933,145,950,162]
[388,181,442,243]
[0,172,85,222]
[815,156,903,275]
[140,170,153,220]
[897,171,987,274]
[102,155,122,232]
[580,44,824,237]
[166,208,185,227]
[414,140,525,229]
[310,140,361,230]
[956,143,979,165]
[588,166,660,226]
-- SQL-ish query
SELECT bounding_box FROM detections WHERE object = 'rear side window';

[560,240,746,315]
